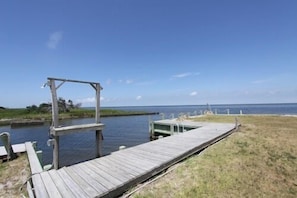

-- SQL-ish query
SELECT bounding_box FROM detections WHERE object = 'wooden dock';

[27,120,236,198]
[150,118,209,138]
[0,143,26,157]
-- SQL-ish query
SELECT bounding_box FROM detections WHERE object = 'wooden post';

[0,132,17,160]
[49,79,60,169]
[95,83,102,157]
[49,79,59,129]
[95,130,102,157]
[235,117,240,131]
[47,77,104,168]
[54,136,59,168]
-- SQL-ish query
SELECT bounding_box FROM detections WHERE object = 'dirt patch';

[0,154,30,198]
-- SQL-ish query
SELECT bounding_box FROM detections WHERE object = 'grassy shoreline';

[0,108,158,126]
[131,115,297,197]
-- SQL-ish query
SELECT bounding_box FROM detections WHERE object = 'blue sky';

[1,0,296,108]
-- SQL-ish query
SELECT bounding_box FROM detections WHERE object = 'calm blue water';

[1,103,296,167]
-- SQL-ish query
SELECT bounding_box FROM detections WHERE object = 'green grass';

[0,108,154,126]
[0,108,30,119]
[0,108,153,123]
[131,115,297,198]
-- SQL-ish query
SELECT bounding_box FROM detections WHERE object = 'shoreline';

[0,112,159,127]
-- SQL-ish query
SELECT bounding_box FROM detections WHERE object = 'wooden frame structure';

[47,77,104,169]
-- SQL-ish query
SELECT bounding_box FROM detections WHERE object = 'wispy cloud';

[75,96,105,106]
[136,95,142,100]
[268,90,281,95]
[135,80,157,86]
[251,79,270,84]
[101,97,119,103]
[76,97,102,104]
[105,79,112,85]
[47,31,63,49]
[171,72,200,79]
[172,72,192,78]
[190,91,197,96]
[118,79,134,84]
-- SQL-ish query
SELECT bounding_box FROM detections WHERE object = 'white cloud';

[172,72,192,78]
[268,90,280,95]
[106,79,112,85]
[118,79,134,84]
[171,72,200,79]
[76,97,96,104]
[251,79,270,84]
[101,97,119,103]
[136,95,142,100]
[47,31,63,49]
[126,79,133,84]
[190,91,197,96]
[75,96,105,106]
[135,80,157,86]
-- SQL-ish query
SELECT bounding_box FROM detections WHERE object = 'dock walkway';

[29,121,236,198]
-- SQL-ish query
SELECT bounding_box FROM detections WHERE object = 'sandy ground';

[0,154,30,198]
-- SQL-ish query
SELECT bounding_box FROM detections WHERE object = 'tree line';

[26,97,82,113]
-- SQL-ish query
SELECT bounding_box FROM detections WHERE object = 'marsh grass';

[132,115,297,198]
[0,108,152,126]
[0,108,145,120]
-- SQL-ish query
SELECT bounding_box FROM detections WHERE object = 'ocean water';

[1,103,296,167]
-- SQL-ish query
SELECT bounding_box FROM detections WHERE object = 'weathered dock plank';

[25,142,43,174]
[57,168,89,198]
[69,164,109,192]
[102,155,144,176]
[88,159,132,183]
[63,166,100,197]
[48,170,75,198]
[110,152,156,172]
[39,171,63,198]
[0,143,26,156]
[32,174,49,198]
[29,121,236,198]
[127,148,172,163]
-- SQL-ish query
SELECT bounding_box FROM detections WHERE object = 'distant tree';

[67,99,74,109]
[0,106,5,110]
[58,97,67,112]
[74,102,82,109]
[38,103,51,113]
[26,98,80,114]
[26,105,38,113]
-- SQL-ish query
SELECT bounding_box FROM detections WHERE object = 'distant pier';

[149,118,203,139]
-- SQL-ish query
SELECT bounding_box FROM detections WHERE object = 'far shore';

[0,109,159,127]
